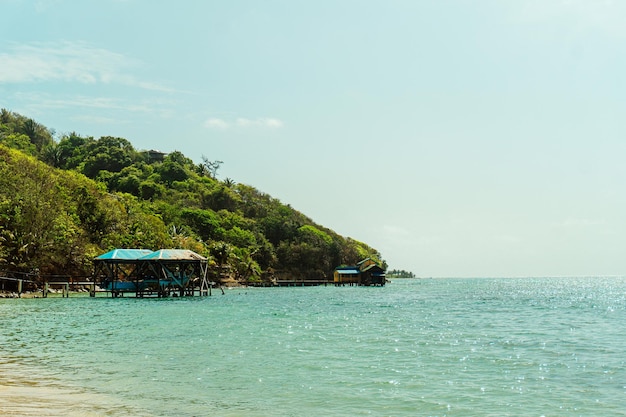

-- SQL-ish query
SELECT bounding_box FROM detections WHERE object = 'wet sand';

[0,381,110,417]
[0,370,152,417]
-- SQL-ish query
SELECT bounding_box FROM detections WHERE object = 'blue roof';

[139,249,206,261]
[336,268,359,275]
[95,249,153,260]
[95,249,206,262]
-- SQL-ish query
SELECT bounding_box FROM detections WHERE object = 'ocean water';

[1,278,625,416]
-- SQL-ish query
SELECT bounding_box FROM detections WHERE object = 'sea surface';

[1,278,625,416]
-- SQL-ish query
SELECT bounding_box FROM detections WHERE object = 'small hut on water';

[333,258,386,286]
[93,249,210,297]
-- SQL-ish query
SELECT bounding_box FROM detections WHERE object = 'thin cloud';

[14,92,170,114]
[10,92,176,126]
[204,118,230,129]
[561,217,606,228]
[515,0,626,38]
[0,41,174,91]
[204,117,285,130]
[254,118,284,128]
[71,114,125,125]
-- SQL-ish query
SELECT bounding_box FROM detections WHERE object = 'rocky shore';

[0,292,20,298]
[0,291,43,298]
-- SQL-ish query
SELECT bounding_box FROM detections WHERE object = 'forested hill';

[0,109,385,284]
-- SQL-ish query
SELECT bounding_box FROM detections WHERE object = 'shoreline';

[0,360,153,417]
[0,382,152,417]
[0,279,240,299]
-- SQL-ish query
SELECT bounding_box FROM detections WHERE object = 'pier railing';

[0,270,96,298]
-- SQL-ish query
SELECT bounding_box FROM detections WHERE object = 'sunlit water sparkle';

[1,278,625,416]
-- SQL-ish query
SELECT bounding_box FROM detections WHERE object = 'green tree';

[41,143,63,167]
[197,156,223,178]
[19,118,54,153]
[56,132,92,170]
[0,147,85,274]
[204,185,240,211]
[139,180,164,200]
[81,136,138,178]
[231,246,261,283]
[157,160,188,184]
[209,242,231,284]
[0,133,36,155]
[0,110,388,283]
[224,226,257,248]
[180,208,223,241]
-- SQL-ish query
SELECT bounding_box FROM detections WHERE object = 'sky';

[1,0,626,277]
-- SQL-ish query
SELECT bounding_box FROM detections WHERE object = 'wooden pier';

[0,274,216,298]
[42,281,97,298]
[0,272,99,298]
[276,279,334,287]
[0,274,35,297]
[273,279,381,287]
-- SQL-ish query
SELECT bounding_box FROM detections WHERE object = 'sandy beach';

[0,362,151,417]
[0,382,155,417]
[0,384,96,417]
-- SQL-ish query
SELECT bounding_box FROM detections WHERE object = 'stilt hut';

[360,263,386,286]
[93,249,210,297]
[93,249,153,296]
[139,249,210,297]
[333,267,360,285]
[333,258,387,286]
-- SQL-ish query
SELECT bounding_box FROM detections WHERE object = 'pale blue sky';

[2,0,625,277]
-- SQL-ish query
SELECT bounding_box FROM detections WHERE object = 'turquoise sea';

[1,278,625,416]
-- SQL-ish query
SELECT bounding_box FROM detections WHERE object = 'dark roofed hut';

[333,258,386,287]
[360,263,386,286]
[93,249,210,297]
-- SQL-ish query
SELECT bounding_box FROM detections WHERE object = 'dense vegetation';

[386,269,416,278]
[0,109,385,285]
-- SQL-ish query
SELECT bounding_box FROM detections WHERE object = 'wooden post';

[17,279,23,297]
[43,282,48,298]
[63,283,69,298]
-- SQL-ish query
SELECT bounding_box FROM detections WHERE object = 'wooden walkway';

[2,272,383,298]
[0,274,98,298]
[274,279,379,287]
[42,281,97,298]
[250,279,384,287]
[276,279,334,287]
[0,275,35,296]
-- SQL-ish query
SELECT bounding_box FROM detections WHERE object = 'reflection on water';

[1,278,626,416]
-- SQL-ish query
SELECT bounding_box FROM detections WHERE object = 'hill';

[0,109,385,285]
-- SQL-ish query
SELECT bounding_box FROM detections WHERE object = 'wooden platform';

[276,279,333,287]
[43,281,98,298]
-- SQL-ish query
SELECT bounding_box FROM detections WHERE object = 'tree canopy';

[0,109,386,284]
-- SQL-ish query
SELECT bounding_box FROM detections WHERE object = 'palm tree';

[209,242,231,284]
[232,247,261,283]
[41,144,63,167]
